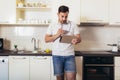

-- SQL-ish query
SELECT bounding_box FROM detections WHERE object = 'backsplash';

[0,26,52,51]
[0,26,120,51]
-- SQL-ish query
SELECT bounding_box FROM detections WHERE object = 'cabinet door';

[0,56,8,80]
[51,57,56,80]
[76,56,83,80]
[52,0,80,24]
[9,56,29,80]
[80,0,109,22]
[0,0,16,23]
[115,67,120,80]
[109,0,120,25]
[30,56,51,80]
[114,57,120,66]
[114,57,120,80]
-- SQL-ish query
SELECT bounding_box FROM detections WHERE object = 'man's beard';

[61,20,67,24]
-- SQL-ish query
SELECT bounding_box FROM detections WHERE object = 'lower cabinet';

[9,56,82,80]
[30,56,51,80]
[114,57,120,80]
[76,56,83,80]
[51,56,83,80]
[9,56,51,80]
[9,56,29,80]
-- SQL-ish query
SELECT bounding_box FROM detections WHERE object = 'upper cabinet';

[16,0,51,24]
[80,0,109,23]
[0,0,16,23]
[109,0,120,25]
[52,0,80,25]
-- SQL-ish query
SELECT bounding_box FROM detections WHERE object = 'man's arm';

[45,28,65,43]
[45,34,60,43]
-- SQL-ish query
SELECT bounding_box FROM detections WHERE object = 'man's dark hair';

[58,5,69,13]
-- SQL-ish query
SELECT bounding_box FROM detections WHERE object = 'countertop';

[0,50,120,56]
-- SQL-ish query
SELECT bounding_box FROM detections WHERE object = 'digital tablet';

[60,35,75,43]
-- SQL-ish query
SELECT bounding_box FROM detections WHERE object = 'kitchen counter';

[1,50,120,56]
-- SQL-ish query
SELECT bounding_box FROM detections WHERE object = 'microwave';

[0,38,3,51]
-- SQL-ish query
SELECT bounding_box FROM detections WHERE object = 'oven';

[83,56,114,80]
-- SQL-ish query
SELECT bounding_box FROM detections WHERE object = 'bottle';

[13,45,18,53]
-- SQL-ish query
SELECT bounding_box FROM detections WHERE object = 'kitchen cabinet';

[30,56,51,80]
[0,56,8,80]
[0,0,16,23]
[16,0,51,24]
[114,57,120,80]
[9,56,29,80]
[109,0,120,25]
[80,0,109,23]
[52,0,80,24]
[51,57,56,80]
[76,56,83,80]
[51,56,83,80]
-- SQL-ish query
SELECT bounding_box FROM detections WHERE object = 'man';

[45,5,81,80]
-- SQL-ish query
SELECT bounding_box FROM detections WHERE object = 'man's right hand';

[57,28,65,37]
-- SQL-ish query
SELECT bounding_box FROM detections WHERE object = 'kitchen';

[0,0,120,80]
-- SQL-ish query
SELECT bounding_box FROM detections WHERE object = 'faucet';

[31,38,37,51]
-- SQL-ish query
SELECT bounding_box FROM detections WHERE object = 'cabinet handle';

[33,57,47,60]
[12,57,26,59]
[85,64,114,66]
[87,19,103,22]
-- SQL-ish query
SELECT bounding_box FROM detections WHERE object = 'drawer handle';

[12,57,26,59]
[33,57,47,60]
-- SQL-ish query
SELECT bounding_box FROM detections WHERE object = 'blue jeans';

[52,55,76,76]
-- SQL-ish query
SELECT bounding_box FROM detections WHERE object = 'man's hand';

[71,38,79,45]
[56,28,66,37]
[71,34,81,45]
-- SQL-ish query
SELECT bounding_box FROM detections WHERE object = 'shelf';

[0,23,49,26]
[16,0,52,24]
[16,7,51,11]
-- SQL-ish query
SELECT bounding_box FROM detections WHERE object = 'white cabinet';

[109,0,120,25]
[16,0,51,24]
[0,56,8,80]
[114,57,120,80]
[52,0,80,24]
[80,0,109,23]
[51,57,56,80]
[51,56,83,80]
[9,56,29,80]
[76,56,83,80]
[0,0,16,23]
[30,56,51,80]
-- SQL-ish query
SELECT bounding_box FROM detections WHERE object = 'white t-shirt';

[46,21,80,56]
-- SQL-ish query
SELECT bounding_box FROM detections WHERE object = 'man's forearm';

[45,34,60,42]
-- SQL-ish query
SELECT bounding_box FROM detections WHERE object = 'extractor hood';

[80,22,109,26]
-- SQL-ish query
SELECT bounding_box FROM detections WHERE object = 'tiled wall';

[0,26,52,51]
[1,25,120,51]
